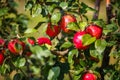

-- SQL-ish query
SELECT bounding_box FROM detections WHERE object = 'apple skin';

[60,14,77,33]
[27,38,35,45]
[0,38,5,46]
[73,31,89,50]
[8,39,25,55]
[37,37,51,45]
[82,73,97,80]
[0,53,4,65]
[46,23,61,37]
[85,24,103,39]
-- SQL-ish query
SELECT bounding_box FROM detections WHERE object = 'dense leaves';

[0,0,120,80]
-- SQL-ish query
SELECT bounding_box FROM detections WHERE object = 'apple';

[85,24,103,39]
[82,72,97,80]
[27,37,35,45]
[26,52,32,57]
[73,31,89,50]
[8,39,25,55]
[46,23,61,37]
[60,14,77,33]
[0,53,4,65]
[0,38,5,46]
[37,37,51,45]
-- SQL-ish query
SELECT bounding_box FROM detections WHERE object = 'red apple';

[0,53,4,65]
[8,39,25,55]
[37,37,51,45]
[60,14,77,33]
[27,38,35,45]
[46,23,61,37]
[26,52,32,57]
[73,31,89,50]
[82,72,97,80]
[85,24,103,39]
[0,38,5,46]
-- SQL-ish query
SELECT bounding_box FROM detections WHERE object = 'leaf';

[25,28,37,33]
[67,22,79,31]
[47,66,60,80]
[59,2,68,10]
[78,21,87,31]
[13,73,23,80]
[60,41,73,49]
[51,12,61,24]
[68,49,78,65]
[82,34,96,46]
[32,4,42,17]
[95,39,107,54]
[0,7,9,16]
[14,58,26,68]
[30,45,51,58]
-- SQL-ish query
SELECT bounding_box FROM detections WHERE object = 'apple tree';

[0,0,120,80]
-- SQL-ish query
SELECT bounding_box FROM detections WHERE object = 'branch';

[93,0,101,20]
[51,49,69,56]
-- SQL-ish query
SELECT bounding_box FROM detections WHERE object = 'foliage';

[0,0,120,80]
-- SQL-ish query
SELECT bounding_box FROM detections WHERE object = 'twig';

[51,49,69,56]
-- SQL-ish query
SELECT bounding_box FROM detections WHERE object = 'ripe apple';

[0,38,5,46]
[85,24,103,39]
[46,23,61,37]
[27,38,35,45]
[73,31,89,50]
[8,39,25,55]
[37,37,51,45]
[60,14,77,33]
[0,53,4,65]
[82,72,97,80]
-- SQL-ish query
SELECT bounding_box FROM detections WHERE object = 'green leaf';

[67,22,79,31]
[13,73,23,80]
[32,4,42,17]
[95,39,107,54]
[68,49,78,65]
[25,28,37,33]
[14,58,26,68]
[47,66,60,80]
[25,1,33,10]
[82,34,96,46]
[0,7,9,16]
[78,21,87,31]
[60,41,73,49]
[51,12,61,24]
[60,2,68,10]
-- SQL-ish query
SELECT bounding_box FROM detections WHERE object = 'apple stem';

[93,0,101,20]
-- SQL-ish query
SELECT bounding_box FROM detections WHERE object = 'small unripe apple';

[46,23,61,37]
[73,31,89,50]
[60,14,77,33]
[8,39,25,55]
[0,53,4,65]
[82,72,97,80]
[37,37,51,45]
[85,24,103,39]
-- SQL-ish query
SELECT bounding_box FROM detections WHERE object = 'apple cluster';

[0,37,52,65]
[45,14,102,50]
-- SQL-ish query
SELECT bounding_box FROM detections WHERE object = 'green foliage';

[0,0,120,80]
